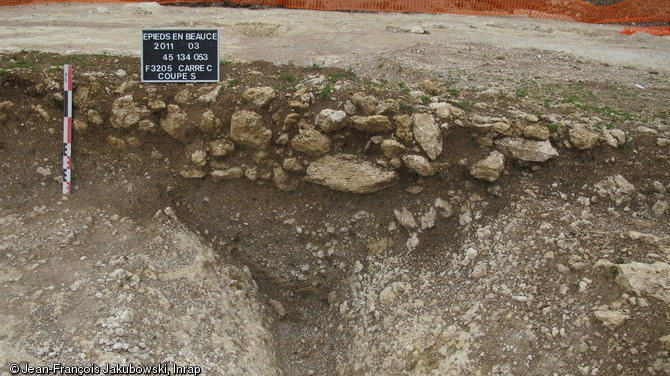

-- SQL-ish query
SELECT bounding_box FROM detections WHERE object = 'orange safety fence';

[1,0,669,25]
[621,27,670,36]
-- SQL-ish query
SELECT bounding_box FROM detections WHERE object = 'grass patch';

[220,60,233,66]
[398,101,415,112]
[306,61,325,70]
[227,78,240,88]
[327,69,358,83]
[282,73,296,83]
[541,122,558,133]
[514,88,528,98]
[420,95,431,104]
[61,54,91,66]
[446,87,460,96]
[319,83,334,99]
[575,103,634,122]
[596,122,617,130]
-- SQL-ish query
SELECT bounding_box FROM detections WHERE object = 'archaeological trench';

[1,53,669,375]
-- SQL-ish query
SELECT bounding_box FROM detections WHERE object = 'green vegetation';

[398,101,415,112]
[306,61,325,70]
[541,122,558,133]
[319,83,334,99]
[596,122,617,130]
[227,78,240,88]
[446,87,460,96]
[282,73,296,82]
[514,88,528,98]
[575,103,634,123]
[220,60,233,66]
[327,69,358,83]
[61,54,91,67]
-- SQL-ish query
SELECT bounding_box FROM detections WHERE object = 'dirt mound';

[1,51,670,375]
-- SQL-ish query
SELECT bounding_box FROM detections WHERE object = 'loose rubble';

[1,55,668,376]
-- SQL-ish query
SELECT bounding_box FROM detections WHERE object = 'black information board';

[141,29,219,83]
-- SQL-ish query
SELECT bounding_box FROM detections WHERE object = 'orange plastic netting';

[1,0,669,25]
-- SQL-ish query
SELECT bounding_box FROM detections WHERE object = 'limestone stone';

[594,175,635,205]
[283,158,303,173]
[402,155,436,176]
[615,262,670,304]
[106,135,126,148]
[211,167,244,181]
[180,168,206,179]
[394,208,417,229]
[379,282,410,305]
[305,154,399,193]
[290,122,331,156]
[419,80,439,95]
[283,113,301,131]
[593,310,629,329]
[352,92,379,115]
[428,102,458,119]
[191,150,207,167]
[268,299,287,318]
[273,167,297,192]
[197,85,221,103]
[87,109,103,126]
[394,114,414,143]
[210,139,236,157]
[470,151,505,182]
[160,104,190,140]
[381,139,406,158]
[434,198,453,218]
[200,110,222,133]
[0,101,13,123]
[420,207,437,230]
[660,334,670,351]
[343,100,356,115]
[523,125,550,140]
[351,115,393,133]
[412,113,442,160]
[230,110,272,150]
[174,89,192,105]
[495,137,559,162]
[652,200,668,217]
[605,129,627,148]
[315,109,347,132]
[242,87,276,108]
[138,119,157,133]
[31,104,49,122]
[148,100,166,112]
[110,95,146,129]
[569,124,600,150]
[289,100,309,111]
[126,136,142,147]
[73,120,89,133]
[493,121,512,136]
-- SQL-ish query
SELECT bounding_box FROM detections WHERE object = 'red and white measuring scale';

[62,64,72,195]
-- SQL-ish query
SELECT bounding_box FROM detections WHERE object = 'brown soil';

[1,6,670,376]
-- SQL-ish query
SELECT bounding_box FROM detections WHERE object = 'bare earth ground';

[1,3,670,376]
